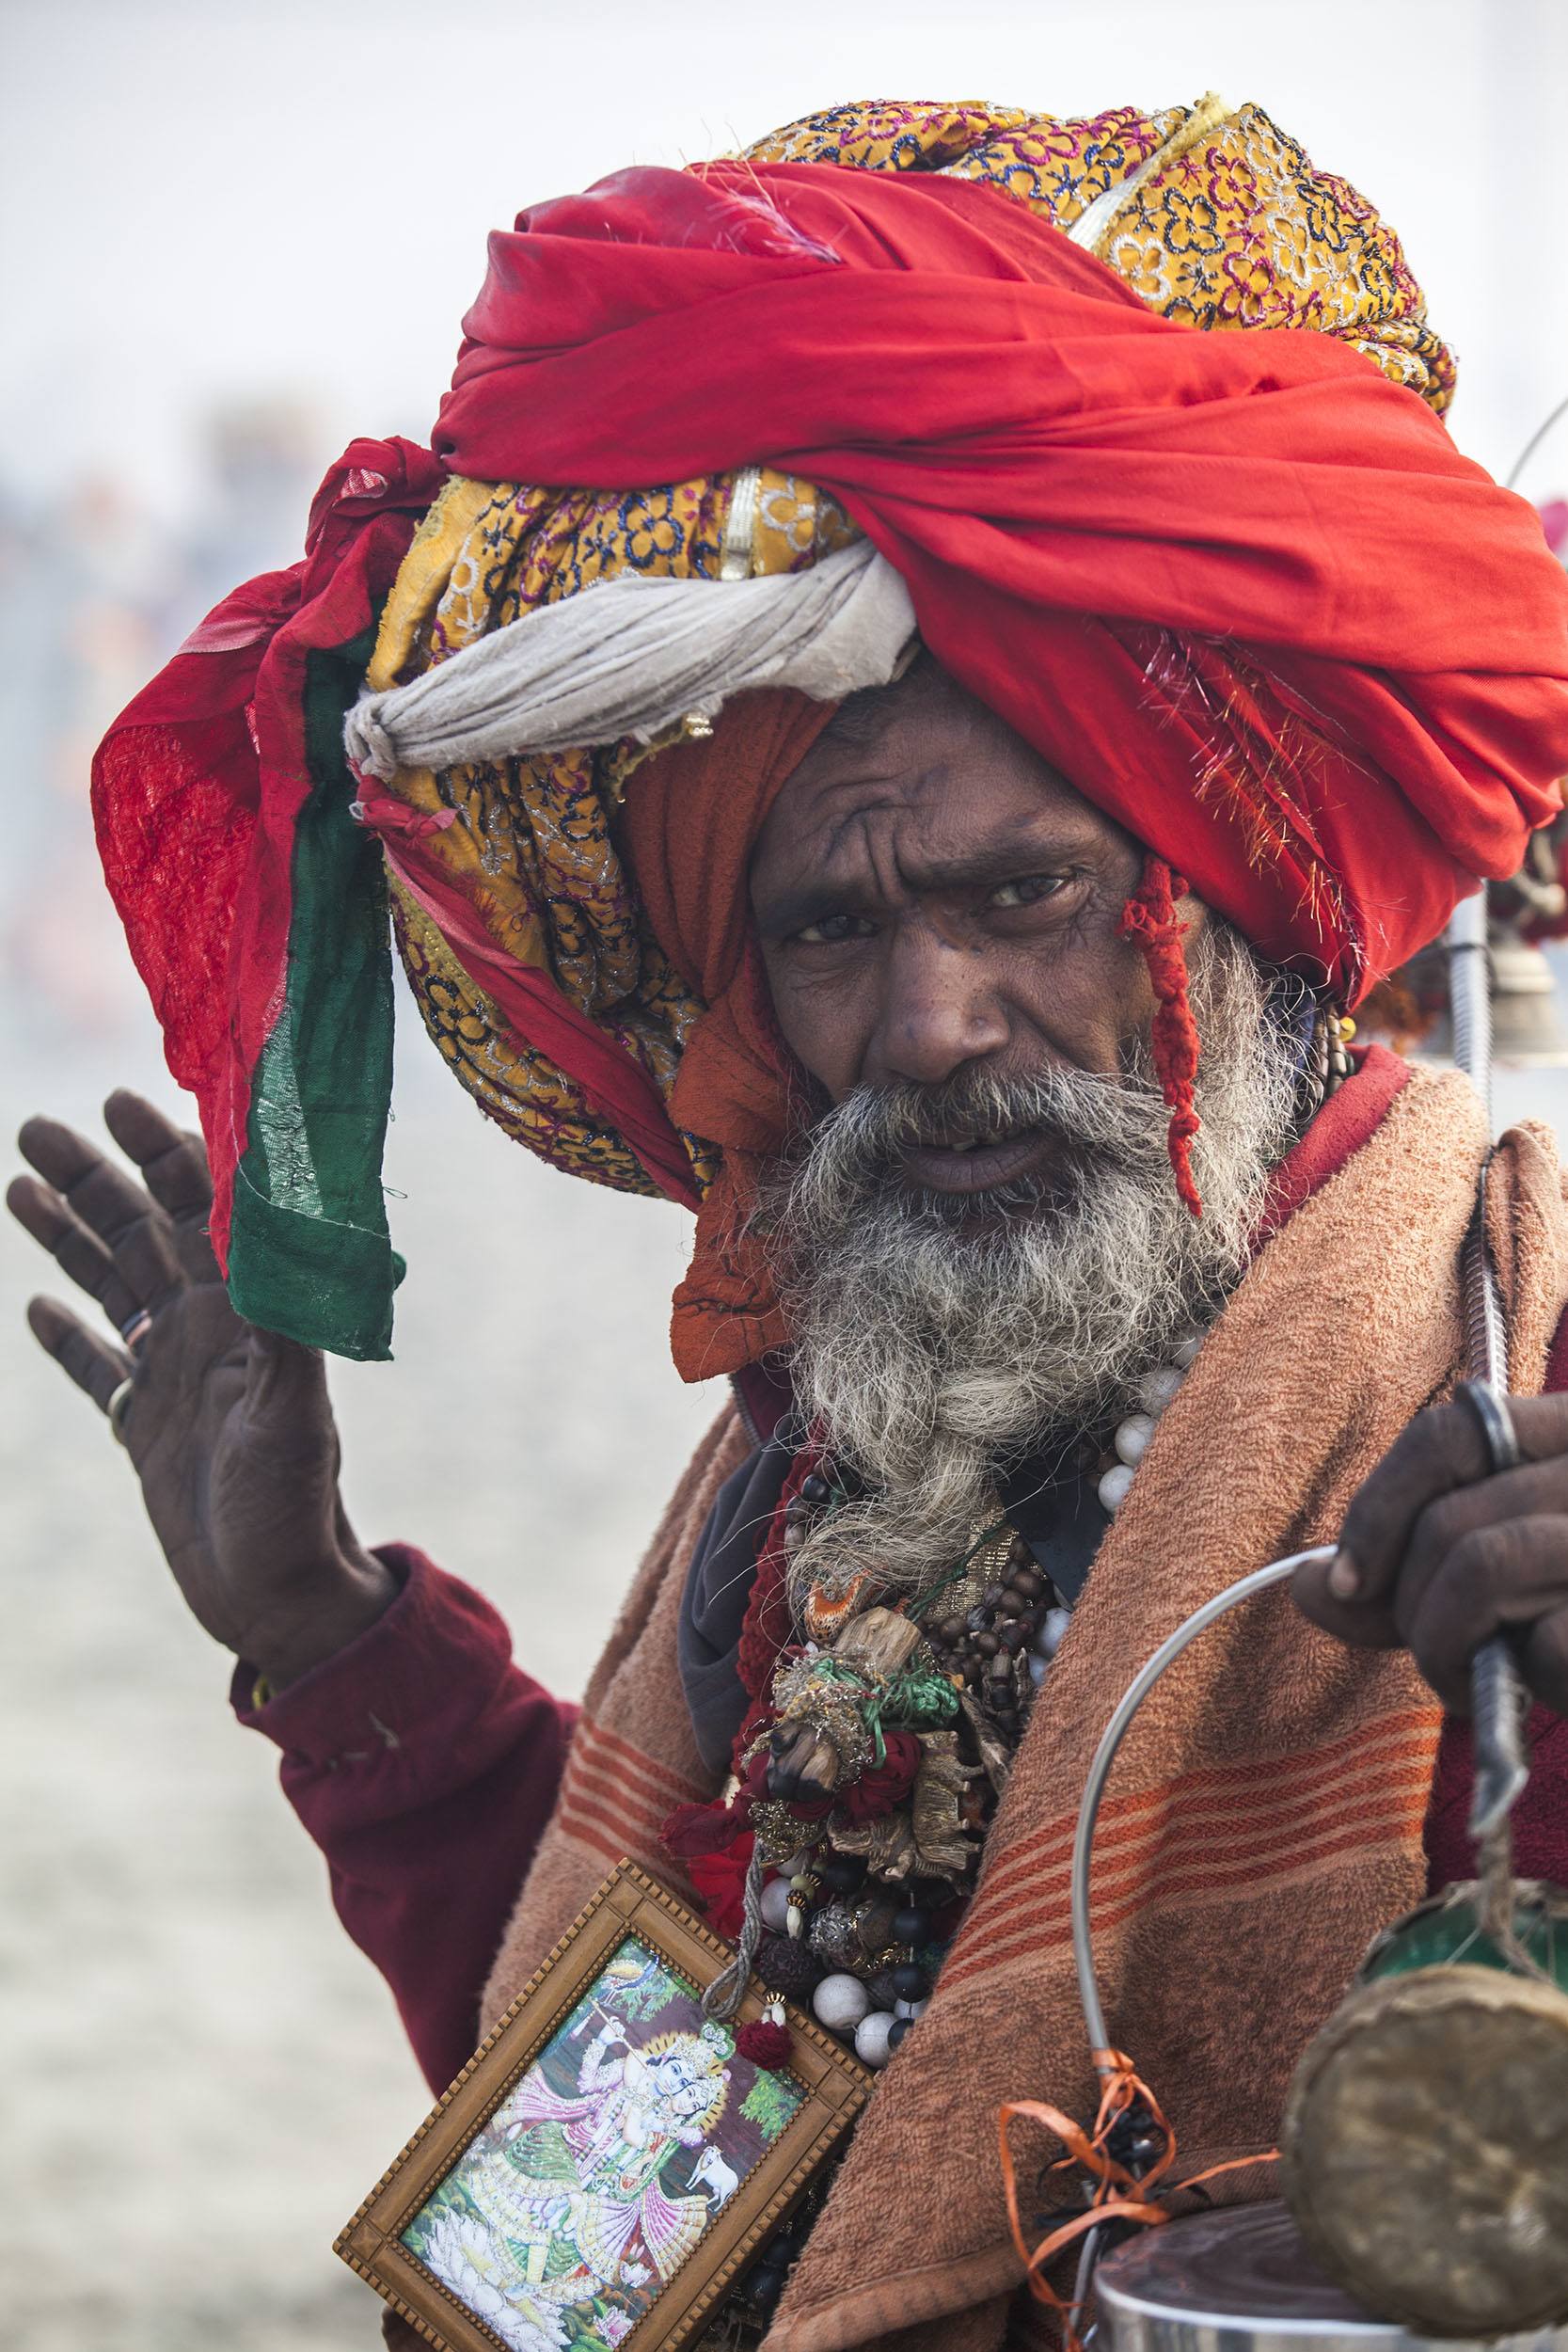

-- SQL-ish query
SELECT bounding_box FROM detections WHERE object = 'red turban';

[439,159,1568,997]
[92,105,1568,1372]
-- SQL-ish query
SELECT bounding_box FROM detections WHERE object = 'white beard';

[754,922,1305,1604]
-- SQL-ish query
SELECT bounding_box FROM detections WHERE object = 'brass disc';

[1281,1963,1568,2337]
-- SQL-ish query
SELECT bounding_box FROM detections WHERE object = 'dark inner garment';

[677,1413,1109,1777]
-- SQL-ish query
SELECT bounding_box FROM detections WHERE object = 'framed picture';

[336,1864,872,2352]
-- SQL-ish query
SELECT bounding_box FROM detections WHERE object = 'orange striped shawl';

[482,1073,1568,2352]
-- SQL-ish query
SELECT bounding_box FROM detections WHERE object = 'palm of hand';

[128,1282,339,1656]
[9,1090,391,1685]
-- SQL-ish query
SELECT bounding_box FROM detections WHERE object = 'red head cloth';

[438,160,1568,1001]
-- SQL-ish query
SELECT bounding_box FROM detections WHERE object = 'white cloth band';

[342,536,917,781]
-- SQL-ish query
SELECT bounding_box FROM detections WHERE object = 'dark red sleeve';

[1425,1302,1568,1896]
[233,1546,576,2092]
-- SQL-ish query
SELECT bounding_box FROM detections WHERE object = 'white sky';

[5,0,1568,532]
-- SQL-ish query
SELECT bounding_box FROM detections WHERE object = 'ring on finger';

[106,1377,136,1447]
[119,1307,153,1355]
[1454,1379,1523,1476]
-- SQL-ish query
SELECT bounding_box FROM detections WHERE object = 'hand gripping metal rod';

[1067,903,1524,2058]
[1447,891,1531,1842]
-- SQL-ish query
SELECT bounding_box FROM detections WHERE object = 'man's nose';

[863,926,1011,1088]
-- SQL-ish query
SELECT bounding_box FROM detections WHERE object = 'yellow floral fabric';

[747,96,1453,412]
[366,471,853,1197]
[369,96,1454,1200]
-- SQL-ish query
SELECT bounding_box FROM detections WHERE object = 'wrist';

[245,1546,400,1692]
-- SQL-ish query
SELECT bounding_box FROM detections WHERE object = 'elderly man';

[13,94,1568,2352]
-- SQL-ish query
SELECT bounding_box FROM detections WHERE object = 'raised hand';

[9,1089,395,1687]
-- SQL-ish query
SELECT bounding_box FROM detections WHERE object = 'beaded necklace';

[737,1325,1211,2078]
[714,1005,1354,2328]
[705,1334,1207,2337]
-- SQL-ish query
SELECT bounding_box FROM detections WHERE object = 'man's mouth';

[898,1125,1055,1196]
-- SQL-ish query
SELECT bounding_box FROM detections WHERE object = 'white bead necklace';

[1096,1329,1206,1518]
[777,1334,1214,2073]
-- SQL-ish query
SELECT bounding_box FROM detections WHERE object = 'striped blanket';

[482,1068,1568,2350]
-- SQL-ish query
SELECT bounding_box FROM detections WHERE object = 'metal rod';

[1445,892,1532,1843]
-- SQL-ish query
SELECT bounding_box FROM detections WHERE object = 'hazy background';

[3,3,1566,2345]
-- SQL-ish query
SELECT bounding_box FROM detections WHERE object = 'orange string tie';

[1119,855,1203,1218]
[1000,2049,1176,2348]
[1000,2049,1278,2351]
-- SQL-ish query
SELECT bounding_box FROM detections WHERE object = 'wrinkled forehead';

[749,658,1134,913]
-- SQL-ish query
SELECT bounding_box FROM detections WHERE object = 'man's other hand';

[9,1089,395,1687]
[1294,1393,1568,1713]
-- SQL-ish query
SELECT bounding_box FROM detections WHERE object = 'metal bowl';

[1092,2203,1568,2352]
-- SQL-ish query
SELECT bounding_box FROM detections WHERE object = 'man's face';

[750,658,1205,1204]
[745,665,1298,1585]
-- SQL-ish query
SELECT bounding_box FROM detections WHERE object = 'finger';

[1331,1392,1568,1610]
[1402,1517,1568,1712]
[1389,1452,1568,1654]
[26,1295,132,1414]
[17,1115,183,1306]
[1521,1607,1568,1718]
[7,1173,145,1333]
[1297,1442,1568,1667]
[102,1091,216,1276]
[1291,1550,1403,1650]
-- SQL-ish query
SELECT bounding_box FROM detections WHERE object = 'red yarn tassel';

[736,2017,794,2071]
[1118,857,1203,1218]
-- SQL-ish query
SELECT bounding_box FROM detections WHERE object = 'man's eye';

[792,914,875,945]
[989,875,1067,910]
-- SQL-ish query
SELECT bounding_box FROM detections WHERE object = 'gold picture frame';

[336,1863,872,2352]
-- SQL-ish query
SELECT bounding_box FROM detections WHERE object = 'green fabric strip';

[227,625,404,1359]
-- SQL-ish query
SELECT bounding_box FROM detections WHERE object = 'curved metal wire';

[1070,1548,1335,2064]
[1064,1548,1332,2315]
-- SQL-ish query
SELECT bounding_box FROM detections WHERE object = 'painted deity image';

[402,1939,803,2351]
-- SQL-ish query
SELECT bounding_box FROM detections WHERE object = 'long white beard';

[754,923,1305,1605]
